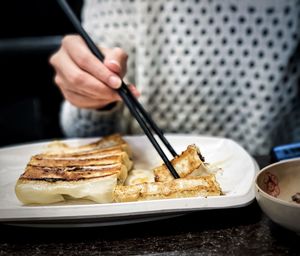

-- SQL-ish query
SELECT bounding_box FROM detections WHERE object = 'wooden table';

[0,156,299,255]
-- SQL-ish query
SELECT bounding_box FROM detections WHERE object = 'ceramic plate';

[0,135,258,227]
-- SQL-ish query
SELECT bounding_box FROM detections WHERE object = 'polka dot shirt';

[61,0,300,155]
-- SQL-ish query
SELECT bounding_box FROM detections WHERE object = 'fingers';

[49,34,134,109]
[61,35,127,89]
[51,48,120,100]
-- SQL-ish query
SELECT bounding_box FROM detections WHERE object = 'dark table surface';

[0,156,299,256]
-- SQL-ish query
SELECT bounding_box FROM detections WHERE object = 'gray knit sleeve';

[60,101,128,137]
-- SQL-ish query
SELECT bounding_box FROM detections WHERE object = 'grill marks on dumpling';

[30,154,124,167]
[20,163,123,182]
[15,134,132,204]
[20,135,132,183]
[45,134,132,157]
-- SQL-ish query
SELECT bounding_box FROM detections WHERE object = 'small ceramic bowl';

[255,158,300,233]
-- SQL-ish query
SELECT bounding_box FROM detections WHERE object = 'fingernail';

[108,76,121,88]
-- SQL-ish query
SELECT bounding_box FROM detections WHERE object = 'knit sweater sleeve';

[60,101,128,137]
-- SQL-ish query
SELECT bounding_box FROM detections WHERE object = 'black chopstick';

[57,0,180,179]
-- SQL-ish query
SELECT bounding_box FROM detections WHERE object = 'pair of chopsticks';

[57,0,180,179]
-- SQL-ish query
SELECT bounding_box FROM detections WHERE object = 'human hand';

[49,35,140,109]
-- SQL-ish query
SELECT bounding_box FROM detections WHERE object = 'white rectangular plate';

[0,135,258,227]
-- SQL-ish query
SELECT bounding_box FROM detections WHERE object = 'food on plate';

[114,175,221,202]
[15,134,221,205]
[29,150,132,172]
[117,144,221,202]
[125,169,155,185]
[45,134,132,157]
[153,144,210,182]
[16,171,117,204]
[15,134,131,204]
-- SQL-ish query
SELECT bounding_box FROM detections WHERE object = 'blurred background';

[0,0,83,147]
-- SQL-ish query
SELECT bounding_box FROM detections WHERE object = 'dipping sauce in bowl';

[255,158,300,233]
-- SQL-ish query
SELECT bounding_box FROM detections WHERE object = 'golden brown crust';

[153,144,208,182]
[30,154,122,167]
[40,147,124,157]
[45,134,132,157]
[114,175,221,202]
[18,134,132,186]
[33,149,132,171]
[20,164,123,182]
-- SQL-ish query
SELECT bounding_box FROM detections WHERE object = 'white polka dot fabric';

[61,0,300,155]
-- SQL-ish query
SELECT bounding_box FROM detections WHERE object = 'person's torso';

[82,0,300,155]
